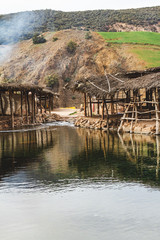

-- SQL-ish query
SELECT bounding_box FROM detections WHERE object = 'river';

[0,123,160,240]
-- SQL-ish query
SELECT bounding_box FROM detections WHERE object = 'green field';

[98,32,160,68]
[98,32,160,46]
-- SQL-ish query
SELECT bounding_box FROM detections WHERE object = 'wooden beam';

[32,92,35,124]
[89,96,92,117]
[153,89,159,135]
[27,92,30,115]
[9,91,14,129]
[21,91,23,123]
[84,93,87,117]
[49,95,51,116]
[97,99,100,115]
[25,92,29,124]
[102,100,104,120]
[0,93,4,115]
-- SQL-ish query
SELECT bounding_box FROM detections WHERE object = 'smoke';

[0,11,41,64]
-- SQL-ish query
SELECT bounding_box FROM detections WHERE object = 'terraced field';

[98,32,160,68]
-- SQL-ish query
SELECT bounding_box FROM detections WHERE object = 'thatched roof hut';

[73,67,160,98]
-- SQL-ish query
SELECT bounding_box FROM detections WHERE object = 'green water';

[0,123,160,240]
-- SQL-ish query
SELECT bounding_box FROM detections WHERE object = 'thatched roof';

[73,67,160,97]
[118,71,160,91]
[0,83,55,96]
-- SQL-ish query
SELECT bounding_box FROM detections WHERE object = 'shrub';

[64,77,71,83]
[53,37,58,42]
[85,32,92,39]
[45,74,59,88]
[32,33,46,44]
[66,41,77,54]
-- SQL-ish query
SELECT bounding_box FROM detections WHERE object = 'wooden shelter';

[73,67,160,134]
[0,83,55,129]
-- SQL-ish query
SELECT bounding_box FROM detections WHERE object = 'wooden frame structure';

[0,84,55,129]
[73,67,160,134]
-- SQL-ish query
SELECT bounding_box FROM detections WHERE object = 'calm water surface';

[0,122,160,240]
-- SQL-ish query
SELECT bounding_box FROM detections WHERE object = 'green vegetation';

[85,32,92,39]
[66,41,77,54]
[45,74,59,88]
[99,31,160,68]
[32,33,46,44]
[0,6,159,44]
[53,37,58,42]
[98,32,160,45]
[131,47,160,68]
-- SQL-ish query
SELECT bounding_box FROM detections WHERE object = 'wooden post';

[0,93,4,115]
[40,93,42,114]
[153,89,159,135]
[32,92,35,124]
[21,91,23,123]
[104,101,109,130]
[26,92,30,115]
[84,93,87,117]
[111,96,114,115]
[97,99,100,115]
[25,92,29,124]
[130,104,135,133]
[89,96,92,117]
[102,100,104,120]
[45,95,47,113]
[49,95,51,116]
[9,91,14,129]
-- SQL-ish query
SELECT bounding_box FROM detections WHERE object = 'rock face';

[0,30,145,108]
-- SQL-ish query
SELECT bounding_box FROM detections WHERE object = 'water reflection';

[0,125,160,190]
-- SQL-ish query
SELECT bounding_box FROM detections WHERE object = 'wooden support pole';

[102,100,105,120]
[26,92,30,115]
[111,96,114,115]
[45,95,47,113]
[153,89,159,135]
[0,93,4,115]
[25,92,28,124]
[89,96,92,117]
[104,102,109,130]
[84,93,87,117]
[21,91,23,123]
[40,93,42,114]
[9,91,14,129]
[32,92,35,124]
[97,99,100,115]
[49,95,51,116]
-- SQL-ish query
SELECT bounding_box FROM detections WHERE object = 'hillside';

[0,6,159,44]
[98,32,160,68]
[0,30,153,107]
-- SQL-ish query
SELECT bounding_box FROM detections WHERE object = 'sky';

[0,0,159,14]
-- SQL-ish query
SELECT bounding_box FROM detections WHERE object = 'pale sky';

[0,0,159,14]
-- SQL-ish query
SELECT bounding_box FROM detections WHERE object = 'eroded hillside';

[0,30,146,107]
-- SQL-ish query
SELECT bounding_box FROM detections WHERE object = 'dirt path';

[51,108,82,118]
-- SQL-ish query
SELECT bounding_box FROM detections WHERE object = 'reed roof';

[73,67,160,97]
[0,83,55,96]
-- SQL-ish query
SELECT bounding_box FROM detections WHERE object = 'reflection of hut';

[0,84,56,128]
[73,67,160,134]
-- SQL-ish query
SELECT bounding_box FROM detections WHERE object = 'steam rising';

[0,11,41,64]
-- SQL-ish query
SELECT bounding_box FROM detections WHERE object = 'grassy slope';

[98,32,160,68]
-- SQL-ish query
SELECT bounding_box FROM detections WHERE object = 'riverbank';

[74,116,157,135]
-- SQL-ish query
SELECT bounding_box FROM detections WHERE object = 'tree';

[32,33,46,44]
